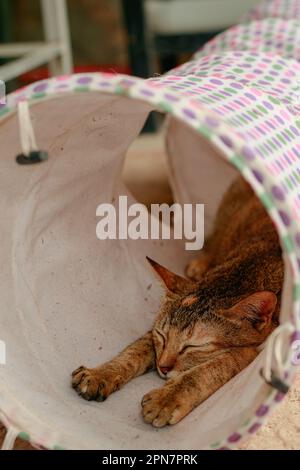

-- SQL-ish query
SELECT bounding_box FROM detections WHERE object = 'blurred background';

[0,0,262,212]
[0,0,261,93]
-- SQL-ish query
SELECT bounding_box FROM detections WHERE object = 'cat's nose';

[159,366,172,375]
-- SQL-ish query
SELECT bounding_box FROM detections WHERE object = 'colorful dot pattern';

[0,0,300,453]
[196,18,300,62]
[165,51,300,111]
[243,0,300,22]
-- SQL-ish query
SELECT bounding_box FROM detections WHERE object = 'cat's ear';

[146,257,197,296]
[223,291,277,332]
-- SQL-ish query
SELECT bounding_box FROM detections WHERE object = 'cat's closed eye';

[179,343,211,354]
[154,329,166,345]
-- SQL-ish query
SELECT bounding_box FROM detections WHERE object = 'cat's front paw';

[141,385,190,427]
[71,364,120,402]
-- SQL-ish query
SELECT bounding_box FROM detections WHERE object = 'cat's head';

[147,257,278,379]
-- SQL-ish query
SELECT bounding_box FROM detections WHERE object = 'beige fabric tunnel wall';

[0,72,297,450]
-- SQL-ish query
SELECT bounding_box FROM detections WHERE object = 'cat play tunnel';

[0,0,300,450]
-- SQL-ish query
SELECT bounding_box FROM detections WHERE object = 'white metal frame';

[0,0,73,82]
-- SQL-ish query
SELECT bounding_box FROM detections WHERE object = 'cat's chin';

[165,370,179,379]
[157,369,168,379]
[157,369,180,380]
[156,368,180,380]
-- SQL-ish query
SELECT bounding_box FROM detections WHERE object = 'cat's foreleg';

[142,347,257,427]
[72,331,155,401]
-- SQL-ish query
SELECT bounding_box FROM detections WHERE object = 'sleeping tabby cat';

[72,176,283,427]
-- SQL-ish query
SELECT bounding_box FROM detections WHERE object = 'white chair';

[145,0,261,35]
[141,0,261,75]
[0,0,73,82]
